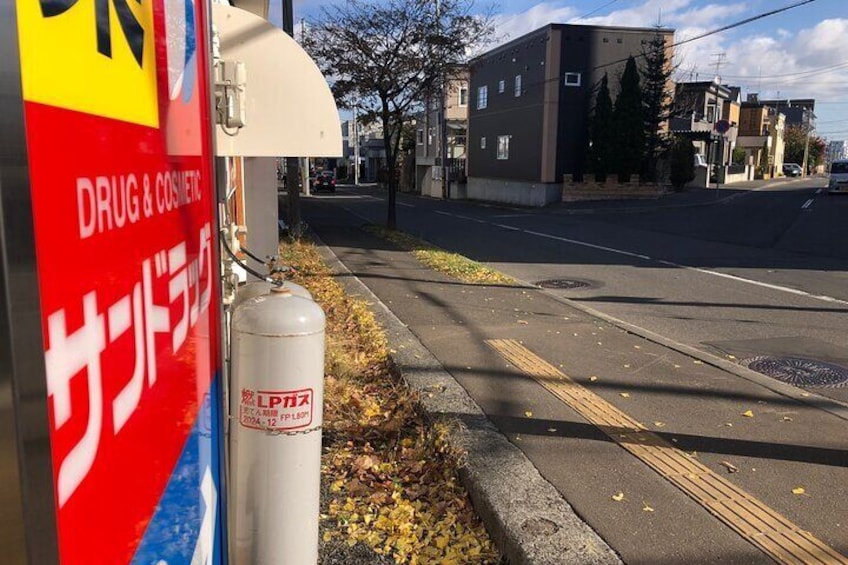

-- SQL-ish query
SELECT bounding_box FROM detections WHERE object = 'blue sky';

[270,0,848,139]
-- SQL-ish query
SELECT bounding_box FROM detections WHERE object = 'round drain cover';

[537,279,589,290]
[744,356,848,388]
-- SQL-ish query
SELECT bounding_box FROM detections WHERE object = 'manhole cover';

[744,356,848,388]
[537,279,589,290]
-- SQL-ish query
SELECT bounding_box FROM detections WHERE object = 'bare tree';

[303,0,493,229]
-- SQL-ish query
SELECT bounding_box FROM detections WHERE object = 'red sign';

[16,0,221,563]
[239,388,315,431]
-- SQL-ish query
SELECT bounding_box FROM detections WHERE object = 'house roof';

[470,23,674,64]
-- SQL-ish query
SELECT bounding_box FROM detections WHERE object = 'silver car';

[829,159,848,194]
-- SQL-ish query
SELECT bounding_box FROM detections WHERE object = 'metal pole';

[281,0,301,235]
[436,1,448,199]
[353,106,360,186]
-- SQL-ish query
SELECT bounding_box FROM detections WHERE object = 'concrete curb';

[310,233,622,565]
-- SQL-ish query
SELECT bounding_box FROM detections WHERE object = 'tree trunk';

[381,102,397,229]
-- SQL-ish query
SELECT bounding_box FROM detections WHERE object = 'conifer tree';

[641,31,674,182]
[589,73,614,181]
[613,56,644,181]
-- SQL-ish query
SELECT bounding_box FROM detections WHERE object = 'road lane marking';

[802,199,814,210]
[494,227,848,307]
[522,229,653,260]
[436,210,486,223]
[397,201,415,208]
[486,339,848,565]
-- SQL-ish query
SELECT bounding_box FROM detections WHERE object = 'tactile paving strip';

[487,339,848,565]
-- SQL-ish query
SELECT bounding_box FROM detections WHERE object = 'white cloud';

[491,2,579,45]
[665,3,748,29]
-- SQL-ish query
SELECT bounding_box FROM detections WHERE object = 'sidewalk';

[308,204,848,564]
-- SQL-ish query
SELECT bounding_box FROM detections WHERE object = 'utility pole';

[437,0,449,199]
[353,105,360,186]
[802,108,814,176]
[282,0,302,235]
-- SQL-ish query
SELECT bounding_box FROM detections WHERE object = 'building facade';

[415,67,469,199]
[467,24,674,206]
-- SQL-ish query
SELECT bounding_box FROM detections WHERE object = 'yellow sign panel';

[17,0,159,128]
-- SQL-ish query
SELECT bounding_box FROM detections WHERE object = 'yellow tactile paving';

[486,338,848,565]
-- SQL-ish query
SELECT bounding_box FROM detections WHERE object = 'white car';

[828,159,848,194]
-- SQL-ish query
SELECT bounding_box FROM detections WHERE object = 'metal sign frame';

[0,1,60,562]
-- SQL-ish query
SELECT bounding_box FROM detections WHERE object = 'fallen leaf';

[547,428,557,433]
[590,376,598,382]
[693,360,703,364]
[727,354,737,360]
[524,411,533,418]
[612,492,625,502]
[624,364,631,368]
[792,487,806,495]
[642,503,654,512]
[742,410,754,418]
[634,345,642,350]
[720,461,739,473]
[620,392,631,398]
[517,320,529,325]
[782,416,793,422]
[653,421,665,428]
[725,423,733,427]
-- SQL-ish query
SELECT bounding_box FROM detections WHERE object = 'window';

[514,74,522,97]
[416,129,424,145]
[477,85,488,109]
[498,80,505,93]
[458,86,468,107]
[428,127,434,145]
[564,72,581,87]
[480,136,487,149]
[497,135,510,160]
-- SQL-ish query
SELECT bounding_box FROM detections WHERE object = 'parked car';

[312,170,336,193]
[828,159,848,194]
[782,163,802,177]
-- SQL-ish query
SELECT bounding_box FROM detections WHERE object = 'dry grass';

[363,225,515,286]
[278,240,500,565]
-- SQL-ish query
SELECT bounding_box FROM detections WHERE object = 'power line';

[576,0,622,21]
[593,0,817,70]
[720,59,848,80]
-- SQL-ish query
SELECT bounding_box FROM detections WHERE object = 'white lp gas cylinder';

[233,280,312,309]
[230,286,325,564]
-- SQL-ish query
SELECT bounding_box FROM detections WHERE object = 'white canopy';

[212,4,342,157]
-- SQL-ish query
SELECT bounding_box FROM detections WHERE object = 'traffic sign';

[715,119,731,134]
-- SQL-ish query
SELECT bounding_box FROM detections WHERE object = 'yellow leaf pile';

[279,240,499,564]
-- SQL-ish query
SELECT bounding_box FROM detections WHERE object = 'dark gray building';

[467,23,674,206]
[757,98,815,128]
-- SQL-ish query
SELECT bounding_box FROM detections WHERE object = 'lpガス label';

[239,388,314,431]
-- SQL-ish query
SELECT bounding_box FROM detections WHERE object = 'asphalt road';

[304,180,848,404]
[298,181,848,564]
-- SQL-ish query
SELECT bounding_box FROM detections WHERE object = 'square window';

[477,85,488,109]
[498,80,505,93]
[514,74,522,97]
[564,72,581,87]
[481,136,486,149]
